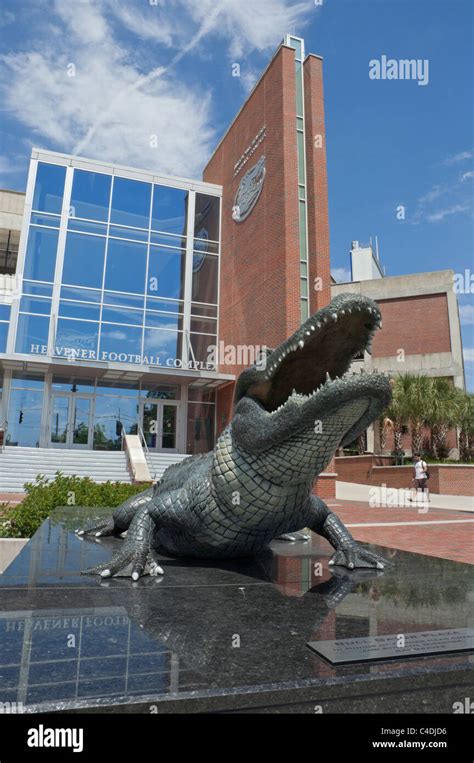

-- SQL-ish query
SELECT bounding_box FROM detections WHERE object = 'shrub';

[0,472,151,538]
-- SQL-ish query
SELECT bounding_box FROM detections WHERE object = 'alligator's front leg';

[82,504,163,580]
[307,496,391,570]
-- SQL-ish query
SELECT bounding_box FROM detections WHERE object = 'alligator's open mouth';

[235,294,385,415]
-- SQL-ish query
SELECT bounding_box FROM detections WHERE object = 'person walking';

[413,453,430,504]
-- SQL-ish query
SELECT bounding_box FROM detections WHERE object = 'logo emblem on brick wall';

[233,155,265,222]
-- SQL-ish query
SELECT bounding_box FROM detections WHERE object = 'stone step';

[0,447,189,491]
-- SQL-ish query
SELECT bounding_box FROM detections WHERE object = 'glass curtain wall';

[15,161,220,369]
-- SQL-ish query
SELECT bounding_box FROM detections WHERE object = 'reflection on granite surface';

[0,506,472,712]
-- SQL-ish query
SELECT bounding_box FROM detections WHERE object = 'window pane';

[0,322,8,352]
[23,282,54,297]
[11,373,45,389]
[59,300,101,321]
[96,382,139,396]
[193,238,219,255]
[146,297,183,314]
[109,225,148,242]
[55,318,99,359]
[147,246,185,300]
[187,388,216,404]
[50,396,69,444]
[93,395,138,450]
[190,332,216,365]
[62,232,106,289]
[15,314,50,354]
[186,402,214,454]
[20,297,51,315]
[52,376,95,392]
[194,194,220,242]
[295,61,303,114]
[7,387,44,447]
[151,185,188,235]
[70,169,111,221]
[0,304,11,321]
[191,254,218,304]
[30,213,60,227]
[140,383,180,399]
[103,291,144,309]
[67,219,107,236]
[297,131,305,184]
[289,37,303,60]
[110,177,151,229]
[61,286,101,303]
[24,227,59,282]
[145,311,182,330]
[32,162,66,214]
[143,328,183,364]
[191,303,217,317]
[150,232,185,249]
[190,317,217,334]
[299,200,307,259]
[101,306,143,325]
[104,239,147,294]
[99,324,142,363]
[161,404,177,449]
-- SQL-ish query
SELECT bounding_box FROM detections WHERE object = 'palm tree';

[398,374,432,455]
[425,378,460,459]
[380,378,407,456]
[456,391,474,462]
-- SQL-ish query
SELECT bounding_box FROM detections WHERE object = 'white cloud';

[460,170,474,182]
[240,68,260,94]
[0,0,315,178]
[0,28,215,177]
[443,150,472,165]
[53,0,108,44]
[463,348,474,363]
[426,202,471,223]
[331,267,351,283]
[459,305,474,325]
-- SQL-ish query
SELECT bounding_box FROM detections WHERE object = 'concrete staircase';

[0,447,189,493]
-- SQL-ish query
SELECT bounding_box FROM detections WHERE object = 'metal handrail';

[122,426,157,481]
[137,425,157,481]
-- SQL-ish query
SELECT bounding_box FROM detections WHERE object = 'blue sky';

[0,0,473,387]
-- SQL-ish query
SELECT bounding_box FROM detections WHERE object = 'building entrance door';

[140,400,180,452]
[50,394,92,448]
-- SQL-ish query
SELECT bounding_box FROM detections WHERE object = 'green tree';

[455,391,474,462]
[425,378,460,459]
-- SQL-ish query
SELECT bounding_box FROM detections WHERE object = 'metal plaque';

[307,628,474,665]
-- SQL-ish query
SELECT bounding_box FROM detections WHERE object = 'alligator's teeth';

[278,356,283,362]
[378,320,383,328]
[331,313,338,321]
[305,330,311,336]
[315,322,320,329]
[340,310,345,316]
[326,372,331,382]
[298,340,304,349]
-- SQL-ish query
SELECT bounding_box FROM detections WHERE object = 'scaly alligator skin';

[77,293,392,579]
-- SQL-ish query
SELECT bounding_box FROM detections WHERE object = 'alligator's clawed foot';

[75,517,122,538]
[82,549,164,580]
[329,543,392,571]
[276,531,311,542]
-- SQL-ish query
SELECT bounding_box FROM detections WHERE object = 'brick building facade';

[203,35,335,494]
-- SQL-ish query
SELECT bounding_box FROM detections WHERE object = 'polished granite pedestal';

[0,506,472,713]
